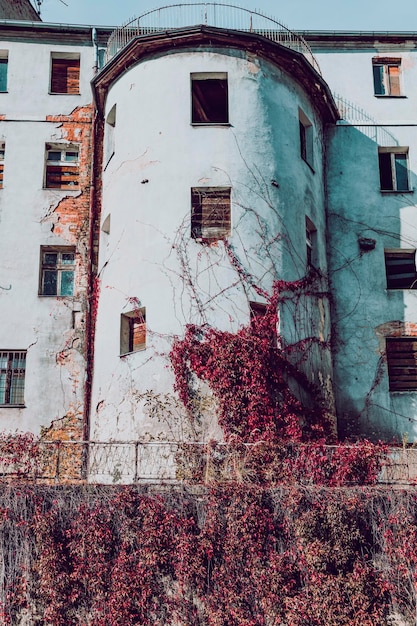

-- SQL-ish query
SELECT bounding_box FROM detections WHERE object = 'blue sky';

[37,0,417,31]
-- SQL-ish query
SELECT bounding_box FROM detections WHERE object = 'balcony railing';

[105,3,321,75]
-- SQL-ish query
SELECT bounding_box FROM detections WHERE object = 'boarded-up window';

[385,249,417,289]
[191,187,231,241]
[120,308,146,355]
[373,58,401,96]
[45,144,79,189]
[191,73,228,124]
[0,351,26,405]
[378,148,409,192]
[386,338,417,391]
[50,54,80,94]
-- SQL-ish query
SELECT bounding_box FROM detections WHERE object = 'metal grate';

[0,351,26,405]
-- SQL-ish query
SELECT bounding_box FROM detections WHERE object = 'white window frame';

[44,143,79,189]
[378,147,410,192]
[372,58,402,96]
[39,246,76,296]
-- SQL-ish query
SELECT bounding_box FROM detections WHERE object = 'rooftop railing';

[105,3,321,75]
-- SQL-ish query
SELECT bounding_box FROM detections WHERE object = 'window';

[299,109,313,169]
[191,187,231,241]
[45,144,79,189]
[191,73,228,124]
[0,51,8,92]
[378,148,409,192]
[373,58,401,96]
[385,249,417,289]
[386,338,417,391]
[249,301,267,326]
[50,53,80,94]
[120,308,146,355]
[306,217,317,268]
[0,351,26,406]
[0,142,5,189]
[104,104,116,168]
[40,247,75,296]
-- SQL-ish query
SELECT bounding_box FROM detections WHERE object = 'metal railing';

[0,439,416,486]
[105,3,321,75]
[334,93,399,146]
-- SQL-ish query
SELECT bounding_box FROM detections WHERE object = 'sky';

[37,0,417,31]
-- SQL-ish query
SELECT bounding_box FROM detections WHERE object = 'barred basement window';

[45,144,79,189]
[50,53,80,94]
[386,337,417,391]
[191,187,231,241]
[191,73,228,124]
[40,247,75,296]
[373,58,401,96]
[0,142,5,189]
[120,308,146,355]
[378,147,409,192]
[385,249,417,289]
[0,351,26,406]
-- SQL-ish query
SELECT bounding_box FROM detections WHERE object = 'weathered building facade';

[2,3,417,468]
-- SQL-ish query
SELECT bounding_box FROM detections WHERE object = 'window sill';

[43,187,80,191]
[374,95,407,98]
[38,294,74,298]
[380,189,413,194]
[191,123,231,127]
[49,92,81,96]
[120,348,146,357]
[0,404,25,408]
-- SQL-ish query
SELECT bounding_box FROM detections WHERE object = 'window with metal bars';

[373,58,401,96]
[191,187,231,241]
[386,338,417,391]
[378,147,409,192]
[120,308,146,355]
[191,72,228,124]
[50,53,80,94]
[0,351,26,406]
[39,247,75,296]
[45,144,79,189]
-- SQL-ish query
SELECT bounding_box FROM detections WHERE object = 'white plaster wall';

[91,48,333,442]
[0,38,96,434]
[0,40,95,117]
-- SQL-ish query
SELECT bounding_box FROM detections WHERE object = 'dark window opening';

[306,217,317,268]
[250,301,267,323]
[40,247,75,296]
[50,55,80,94]
[0,351,26,405]
[378,149,409,192]
[386,337,417,391]
[120,308,146,355]
[299,109,314,169]
[191,73,228,124]
[385,249,417,289]
[191,187,231,241]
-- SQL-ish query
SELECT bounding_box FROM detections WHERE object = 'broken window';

[306,217,317,268]
[40,247,75,296]
[378,148,409,192]
[50,53,80,94]
[120,308,146,355]
[45,144,79,189]
[385,249,417,289]
[386,337,417,391]
[191,73,228,124]
[0,51,8,92]
[299,108,314,169]
[373,58,401,96]
[191,187,231,241]
[0,351,26,405]
[0,142,5,189]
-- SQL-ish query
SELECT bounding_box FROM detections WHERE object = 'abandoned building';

[1,1,417,480]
